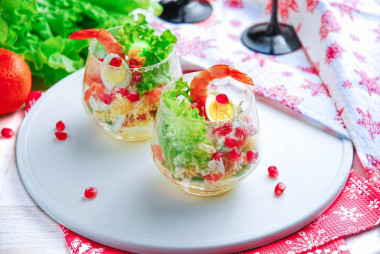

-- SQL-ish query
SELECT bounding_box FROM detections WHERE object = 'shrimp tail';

[68,29,101,40]
[228,67,255,86]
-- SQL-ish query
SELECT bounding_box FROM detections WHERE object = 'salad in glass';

[151,65,261,196]
[69,14,182,141]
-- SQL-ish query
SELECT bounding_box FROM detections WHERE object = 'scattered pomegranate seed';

[225,136,237,148]
[229,148,241,161]
[1,128,14,139]
[98,58,104,62]
[55,131,68,141]
[215,93,229,104]
[213,123,233,136]
[132,71,143,83]
[56,121,65,131]
[246,150,258,163]
[275,182,286,196]
[84,187,98,199]
[126,91,139,102]
[212,152,223,161]
[117,88,130,98]
[100,93,115,105]
[109,57,122,67]
[268,166,279,178]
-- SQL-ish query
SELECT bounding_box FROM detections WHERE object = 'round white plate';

[17,69,353,254]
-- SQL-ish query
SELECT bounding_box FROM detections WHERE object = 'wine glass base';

[159,0,212,23]
[241,23,302,55]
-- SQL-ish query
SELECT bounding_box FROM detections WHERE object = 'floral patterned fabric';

[147,0,380,190]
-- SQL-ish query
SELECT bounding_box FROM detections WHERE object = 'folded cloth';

[146,0,380,190]
[61,170,380,254]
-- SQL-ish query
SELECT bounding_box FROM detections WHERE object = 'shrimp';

[69,29,125,59]
[190,65,254,111]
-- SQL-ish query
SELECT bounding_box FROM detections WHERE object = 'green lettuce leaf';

[0,0,162,88]
[158,78,212,172]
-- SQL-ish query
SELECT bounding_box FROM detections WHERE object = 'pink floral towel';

[147,0,380,190]
[61,170,380,254]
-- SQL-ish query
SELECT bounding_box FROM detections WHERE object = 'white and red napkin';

[147,0,380,190]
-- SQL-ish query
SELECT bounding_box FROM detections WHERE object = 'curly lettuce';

[0,0,162,87]
[158,78,212,173]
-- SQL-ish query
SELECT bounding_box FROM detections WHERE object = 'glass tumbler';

[82,27,182,141]
[151,74,261,196]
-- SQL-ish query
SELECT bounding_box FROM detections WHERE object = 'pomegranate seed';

[275,182,286,196]
[225,136,237,148]
[56,121,65,131]
[1,128,14,139]
[137,114,147,121]
[55,131,68,141]
[109,57,122,67]
[212,152,223,161]
[268,166,279,178]
[100,93,115,105]
[246,150,258,163]
[234,127,247,140]
[117,88,130,98]
[132,71,143,83]
[98,58,104,62]
[229,148,241,161]
[213,123,233,137]
[84,187,98,199]
[126,91,139,102]
[191,100,205,117]
[215,93,229,104]
[204,172,222,182]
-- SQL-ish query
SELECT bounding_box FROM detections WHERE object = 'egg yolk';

[103,68,128,86]
[209,100,232,120]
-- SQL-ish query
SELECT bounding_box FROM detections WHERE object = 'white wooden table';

[0,109,379,254]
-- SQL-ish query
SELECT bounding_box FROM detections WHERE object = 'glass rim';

[159,75,256,124]
[88,26,177,71]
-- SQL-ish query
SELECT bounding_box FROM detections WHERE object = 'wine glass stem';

[267,0,281,35]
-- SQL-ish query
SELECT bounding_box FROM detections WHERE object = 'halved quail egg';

[101,53,131,90]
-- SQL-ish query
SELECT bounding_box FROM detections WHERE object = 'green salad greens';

[158,78,212,174]
[119,14,177,95]
[0,0,162,87]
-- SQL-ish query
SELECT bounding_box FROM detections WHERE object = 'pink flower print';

[331,1,360,20]
[282,71,293,77]
[353,52,366,63]
[373,24,380,43]
[334,104,346,128]
[296,65,319,75]
[301,80,331,97]
[355,70,380,96]
[350,34,360,41]
[295,23,302,33]
[265,0,299,22]
[325,42,344,64]
[341,80,353,88]
[235,50,276,67]
[175,37,216,59]
[227,34,240,41]
[306,0,319,13]
[230,20,241,27]
[217,58,234,66]
[224,0,243,9]
[149,21,167,31]
[357,108,380,140]
[320,10,341,40]
[253,84,304,113]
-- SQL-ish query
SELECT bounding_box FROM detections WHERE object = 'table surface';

[0,107,379,254]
